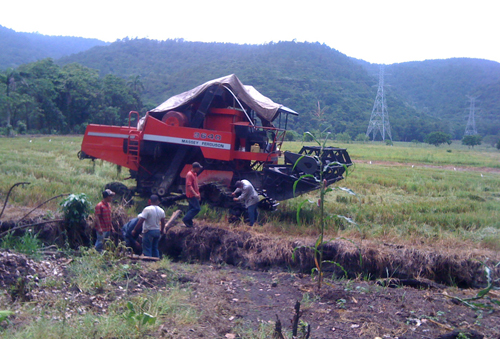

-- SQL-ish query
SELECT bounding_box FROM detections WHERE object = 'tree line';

[0,56,455,141]
[0,58,142,135]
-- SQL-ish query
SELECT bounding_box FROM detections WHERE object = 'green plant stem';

[0,182,30,219]
[19,193,69,221]
[318,170,325,290]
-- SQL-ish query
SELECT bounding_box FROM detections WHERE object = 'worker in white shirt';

[232,180,260,226]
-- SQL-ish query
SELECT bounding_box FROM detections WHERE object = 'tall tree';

[127,75,144,112]
[462,135,482,148]
[425,131,452,147]
[0,68,20,127]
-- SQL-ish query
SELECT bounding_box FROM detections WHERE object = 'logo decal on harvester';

[143,134,230,150]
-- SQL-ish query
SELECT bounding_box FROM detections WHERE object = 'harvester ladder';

[127,131,140,166]
[127,111,141,167]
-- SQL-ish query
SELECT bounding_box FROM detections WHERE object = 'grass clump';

[0,231,42,259]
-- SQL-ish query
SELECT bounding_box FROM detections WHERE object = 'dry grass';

[160,224,500,288]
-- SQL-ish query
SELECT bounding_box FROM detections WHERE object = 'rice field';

[1,136,499,249]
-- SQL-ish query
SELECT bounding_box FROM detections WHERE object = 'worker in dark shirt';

[122,214,143,254]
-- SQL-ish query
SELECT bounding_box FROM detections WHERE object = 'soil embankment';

[161,224,500,289]
[1,210,498,289]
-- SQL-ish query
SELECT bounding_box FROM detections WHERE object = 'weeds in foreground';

[0,310,14,325]
[123,299,157,331]
[232,321,275,339]
[1,251,197,339]
[68,246,129,294]
[2,289,196,339]
[0,231,42,259]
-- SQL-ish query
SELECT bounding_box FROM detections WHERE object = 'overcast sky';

[1,0,498,64]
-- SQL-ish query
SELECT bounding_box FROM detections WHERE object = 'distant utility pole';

[366,65,392,141]
[464,95,479,136]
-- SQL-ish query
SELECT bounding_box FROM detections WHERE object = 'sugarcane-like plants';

[292,129,357,290]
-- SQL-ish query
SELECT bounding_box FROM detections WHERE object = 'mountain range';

[1,25,499,141]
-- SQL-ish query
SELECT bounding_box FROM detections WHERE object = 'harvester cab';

[79,74,352,210]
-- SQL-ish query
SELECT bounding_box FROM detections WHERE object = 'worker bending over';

[122,214,143,255]
[232,180,260,226]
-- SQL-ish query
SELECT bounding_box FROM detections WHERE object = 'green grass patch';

[0,136,119,210]
[284,140,500,168]
[0,231,42,259]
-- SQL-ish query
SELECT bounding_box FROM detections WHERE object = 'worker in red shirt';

[182,162,202,227]
[94,189,116,252]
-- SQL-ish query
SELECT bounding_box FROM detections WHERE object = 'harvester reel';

[284,151,320,175]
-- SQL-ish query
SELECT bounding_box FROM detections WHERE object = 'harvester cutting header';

[79,74,352,209]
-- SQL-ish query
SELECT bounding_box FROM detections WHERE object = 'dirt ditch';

[161,224,500,289]
[1,212,499,289]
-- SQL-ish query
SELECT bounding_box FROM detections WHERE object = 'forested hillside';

[1,32,499,141]
[384,59,500,139]
[59,39,440,140]
[0,25,107,69]
[0,59,141,134]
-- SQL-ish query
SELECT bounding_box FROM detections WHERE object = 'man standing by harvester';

[94,189,116,252]
[132,195,165,258]
[182,162,202,227]
[232,180,260,226]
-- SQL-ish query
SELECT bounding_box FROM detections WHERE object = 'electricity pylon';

[464,95,479,136]
[366,65,392,141]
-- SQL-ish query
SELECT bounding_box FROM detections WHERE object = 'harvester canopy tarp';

[150,74,296,123]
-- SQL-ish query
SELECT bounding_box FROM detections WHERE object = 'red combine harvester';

[79,74,352,210]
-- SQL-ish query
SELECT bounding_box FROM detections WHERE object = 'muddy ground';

[1,221,500,338]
